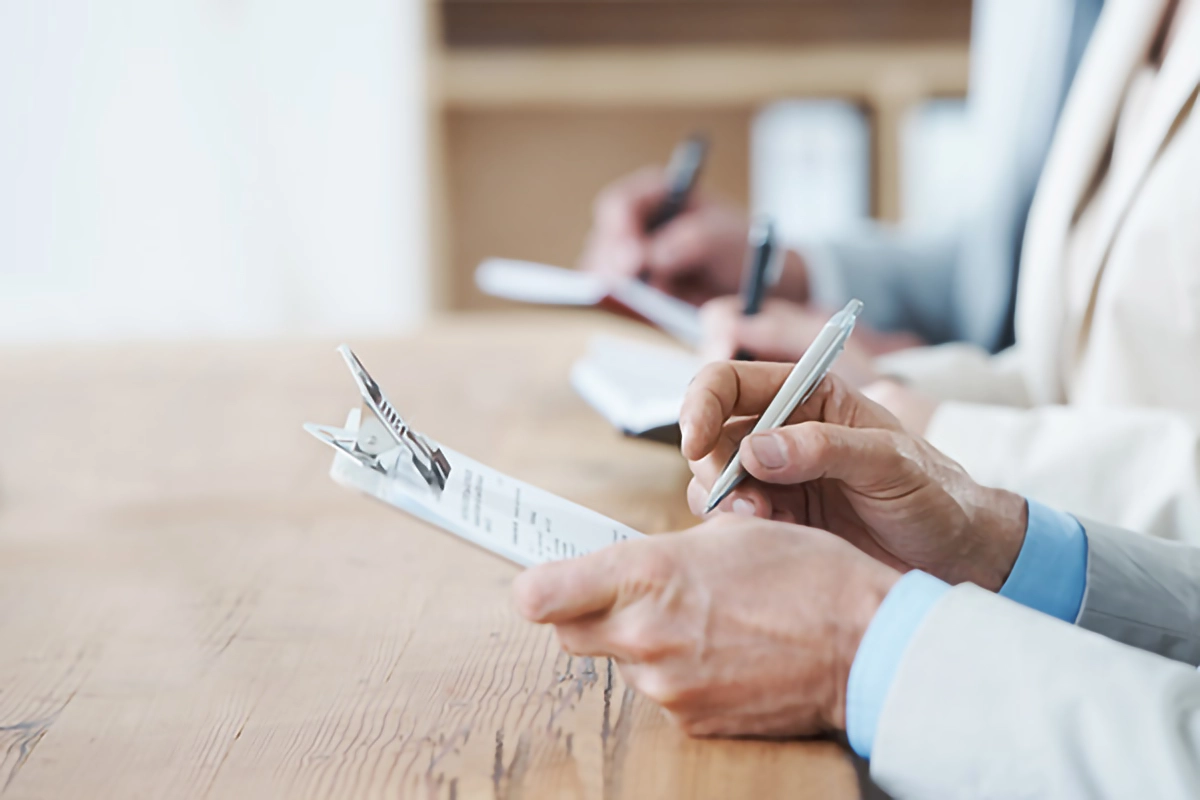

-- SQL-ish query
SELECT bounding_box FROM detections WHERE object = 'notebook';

[569,335,704,445]
[476,258,703,348]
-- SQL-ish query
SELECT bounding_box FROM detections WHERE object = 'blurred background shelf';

[441,0,971,47]
[434,0,971,311]
[440,45,969,108]
[1,0,974,342]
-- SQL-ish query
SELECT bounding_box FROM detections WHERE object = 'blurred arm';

[925,402,1200,540]
[799,227,966,346]
[873,342,1032,407]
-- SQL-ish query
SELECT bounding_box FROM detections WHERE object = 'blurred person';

[580,0,1104,354]
[514,364,1200,799]
[704,0,1200,541]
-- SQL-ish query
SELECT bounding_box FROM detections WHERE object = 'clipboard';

[304,346,644,568]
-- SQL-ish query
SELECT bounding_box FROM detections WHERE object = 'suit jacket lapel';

[1073,3,1200,299]
[1016,0,1168,404]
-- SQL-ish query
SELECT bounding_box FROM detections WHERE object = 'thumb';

[513,546,624,625]
[739,422,913,493]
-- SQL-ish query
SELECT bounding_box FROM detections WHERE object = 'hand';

[578,167,807,305]
[861,378,939,437]
[513,515,899,737]
[698,297,886,387]
[680,362,1027,591]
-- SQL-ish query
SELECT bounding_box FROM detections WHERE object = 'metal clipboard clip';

[303,345,452,493]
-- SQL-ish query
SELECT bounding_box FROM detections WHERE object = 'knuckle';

[632,667,682,706]
[794,423,833,463]
[633,545,678,586]
[666,222,705,258]
[511,572,549,621]
[611,617,662,662]
[553,625,587,656]
[690,362,727,397]
[699,296,739,321]
[878,429,911,459]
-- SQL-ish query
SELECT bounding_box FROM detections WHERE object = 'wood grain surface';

[0,311,863,798]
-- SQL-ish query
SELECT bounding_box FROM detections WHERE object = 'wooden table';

[0,312,863,798]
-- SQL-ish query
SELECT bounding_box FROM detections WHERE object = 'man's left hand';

[512,516,899,738]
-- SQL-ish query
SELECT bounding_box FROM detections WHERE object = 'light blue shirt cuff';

[846,570,949,759]
[844,502,1088,760]
[998,499,1088,623]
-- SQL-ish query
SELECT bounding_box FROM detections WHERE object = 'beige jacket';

[878,0,1200,539]
[870,519,1200,798]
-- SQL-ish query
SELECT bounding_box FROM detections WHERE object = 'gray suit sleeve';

[1076,519,1200,665]
[800,227,963,345]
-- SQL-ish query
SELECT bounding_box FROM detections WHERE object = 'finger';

[643,206,727,281]
[554,617,625,660]
[739,422,910,491]
[513,547,624,625]
[687,416,776,519]
[680,364,903,462]
[687,416,754,487]
[578,228,646,278]
[679,362,794,460]
[686,475,773,519]
[594,167,669,237]
[582,168,669,278]
[698,297,743,362]
[728,300,827,363]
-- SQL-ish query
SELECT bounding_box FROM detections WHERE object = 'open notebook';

[569,335,704,445]
[476,258,703,348]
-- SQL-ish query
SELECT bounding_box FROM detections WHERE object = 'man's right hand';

[680,361,1029,591]
[578,167,805,306]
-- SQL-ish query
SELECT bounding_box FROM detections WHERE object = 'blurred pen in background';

[734,217,779,361]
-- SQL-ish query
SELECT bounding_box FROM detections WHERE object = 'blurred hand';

[861,378,940,437]
[578,167,807,306]
[513,515,898,737]
[699,297,883,387]
[680,362,1027,591]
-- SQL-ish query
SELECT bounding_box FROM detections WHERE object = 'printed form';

[329,411,643,568]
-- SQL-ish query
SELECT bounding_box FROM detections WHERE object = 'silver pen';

[703,298,864,514]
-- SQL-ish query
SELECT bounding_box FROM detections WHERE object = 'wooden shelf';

[431,41,972,309]
[440,45,969,108]
[442,0,971,48]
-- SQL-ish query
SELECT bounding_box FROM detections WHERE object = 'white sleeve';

[926,402,1200,541]
[871,585,1200,799]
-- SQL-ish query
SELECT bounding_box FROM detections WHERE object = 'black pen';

[734,217,776,361]
[645,133,708,232]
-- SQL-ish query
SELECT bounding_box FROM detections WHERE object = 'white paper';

[475,258,608,307]
[570,335,703,435]
[475,258,702,348]
[329,412,643,567]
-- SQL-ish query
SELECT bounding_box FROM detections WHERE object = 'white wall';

[0,0,431,342]
[751,100,871,244]
[901,98,973,233]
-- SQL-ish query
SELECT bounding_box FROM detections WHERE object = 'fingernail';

[749,433,787,469]
[679,419,693,452]
[732,498,755,516]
